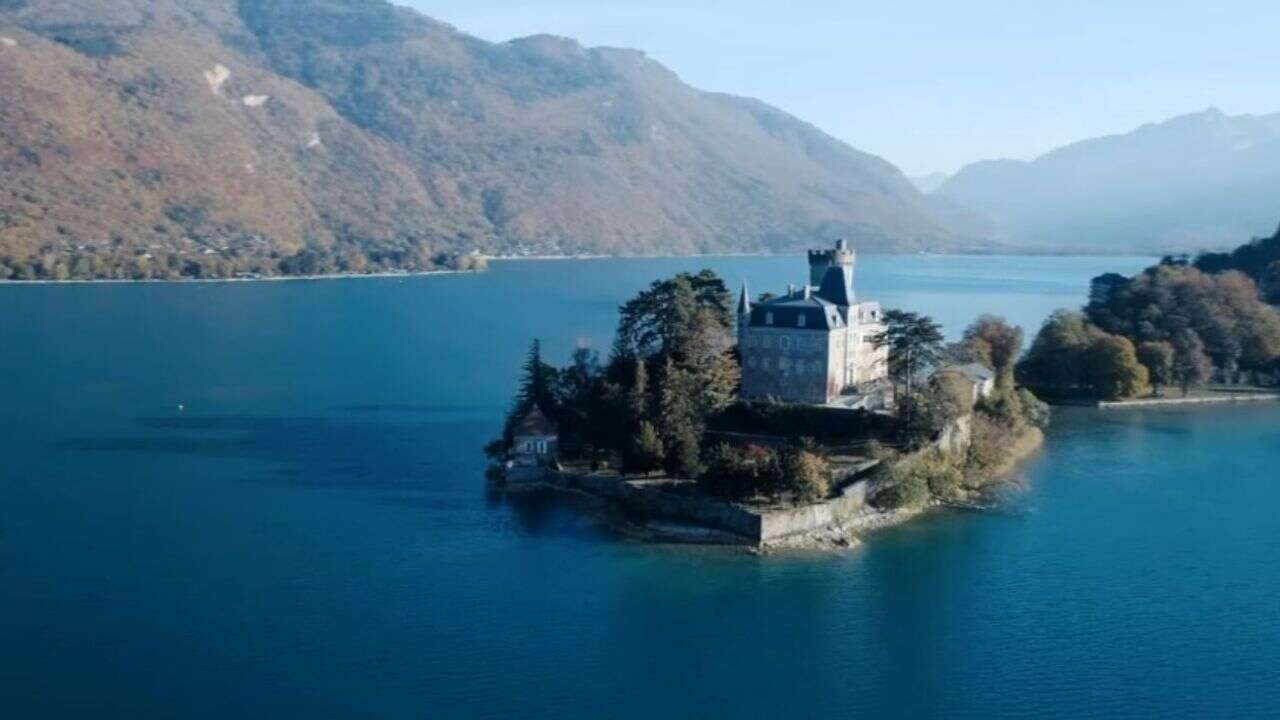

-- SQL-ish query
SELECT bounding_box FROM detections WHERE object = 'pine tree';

[503,339,560,444]
[629,421,666,475]
[657,358,704,477]
[628,359,649,425]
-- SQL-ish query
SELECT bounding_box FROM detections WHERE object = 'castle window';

[765,312,774,326]
[797,315,807,328]
[780,336,792,351]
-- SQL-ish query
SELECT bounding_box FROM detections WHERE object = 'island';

[487,240,1050,549]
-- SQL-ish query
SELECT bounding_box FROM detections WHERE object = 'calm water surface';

[4,255,1279,718]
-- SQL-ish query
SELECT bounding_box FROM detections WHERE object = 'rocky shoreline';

[753,425,1045,553]
[502,425,1047,554]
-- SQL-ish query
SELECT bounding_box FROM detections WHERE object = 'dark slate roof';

[513,405,557,436]
[748,294,844,330]
[815,266,854,307]
[737,282,751,315]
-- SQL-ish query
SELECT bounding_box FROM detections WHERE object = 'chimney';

[787,283,796,297]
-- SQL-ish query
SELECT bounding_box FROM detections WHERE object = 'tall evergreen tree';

[628,359,650,425]
[657,357,703,478]
[877,310,946,402]
[503,339,561,444]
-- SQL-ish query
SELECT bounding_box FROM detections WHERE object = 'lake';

[4,254,1280,718]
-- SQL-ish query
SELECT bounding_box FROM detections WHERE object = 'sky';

[402,1,1280,177]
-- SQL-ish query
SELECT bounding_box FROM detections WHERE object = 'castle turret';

[809,239,855,305]
[736,281,751,345]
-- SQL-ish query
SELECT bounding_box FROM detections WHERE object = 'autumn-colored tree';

[1083,334,1149,400]
[962,315,1024,389]
[1136,341,1176,396]
[1172,330,1214,396]
[779,442,832,502]
[1017,310,1094,395]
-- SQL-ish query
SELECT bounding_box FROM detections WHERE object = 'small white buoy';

[178,404,185,412]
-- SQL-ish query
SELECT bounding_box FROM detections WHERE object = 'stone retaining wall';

[1097,393,1280,409]
[519,469,879,545]
[503,416,973,545]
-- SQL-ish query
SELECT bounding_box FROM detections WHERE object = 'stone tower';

[808,238,856,291]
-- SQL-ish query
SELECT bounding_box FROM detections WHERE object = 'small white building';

[509,406,559,468]
[935,363,997,405]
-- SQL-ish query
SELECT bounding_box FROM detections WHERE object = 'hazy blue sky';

[403,1,1280,176]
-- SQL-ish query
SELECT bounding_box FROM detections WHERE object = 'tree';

[556,346,602,455]
[1083,334,1149,400]
[1136,341,1175,396]
[1193,225,1280,287]
[1018,310,1096,396]
[613,269,739,432]
[502,339,560,444]
[657,358,704,478]
[700,443,776,500]
[1017,388,1051,429]
[627,358,650,424]
[779,442,832,502]
[628,421,666,475]
[1089,272,1130,307]
[665,422,703,479]
[876,310,946,405]
[1262,260,1280,305]
[1085,263,1280,374]
[962,315,1024,389]
[1172,329,1213,396]
[900,378,967,449]
[615,271,732,360]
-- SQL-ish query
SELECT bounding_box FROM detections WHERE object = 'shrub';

[871,461,928,510]
[1017,388,1051,429]
[900,380,966,449]
[699,443,777,500]
[919,452,965,501]
[779,442,832,502]
[627,421,665,475]
[966,413,1014,478]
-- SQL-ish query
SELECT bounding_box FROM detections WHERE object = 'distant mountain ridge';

[0,0,982,279]
[936,108,1280,253]
[908,172,950,194]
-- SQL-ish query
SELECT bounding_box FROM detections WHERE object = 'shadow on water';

[334,403,503,416]
[488,484,629,543]
[58,412,625,543]
[58,414,496,493]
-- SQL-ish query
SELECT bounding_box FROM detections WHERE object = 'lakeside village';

[489,233,1280,548]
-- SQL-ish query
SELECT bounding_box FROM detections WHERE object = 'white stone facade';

[737,241,888,404]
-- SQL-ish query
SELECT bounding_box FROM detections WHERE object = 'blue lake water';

[4,254,1280,718]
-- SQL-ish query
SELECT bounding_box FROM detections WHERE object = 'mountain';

[936,108,1280,253]
[908,172,949,194]
[0,0,979,280]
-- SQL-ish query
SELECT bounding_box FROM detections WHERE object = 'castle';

[737,240,889,405]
